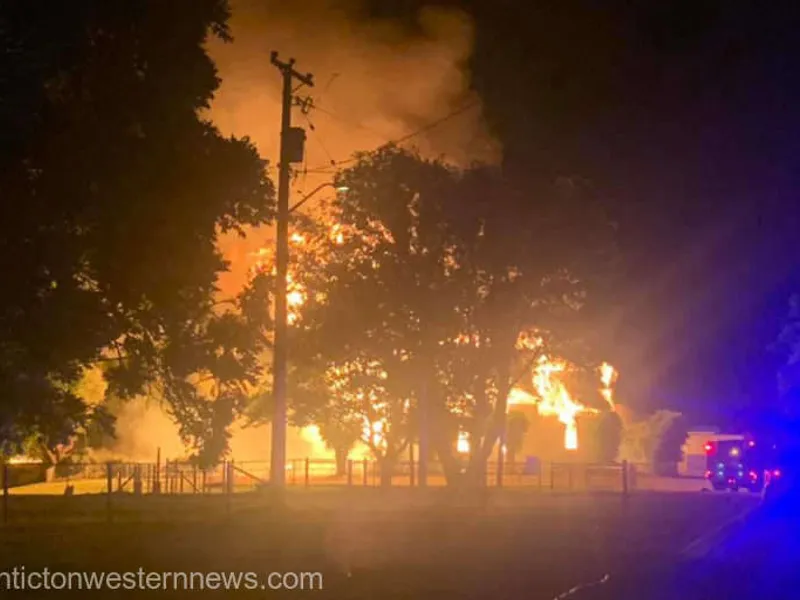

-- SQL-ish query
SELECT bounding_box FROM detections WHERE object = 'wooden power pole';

[269,52,313,487]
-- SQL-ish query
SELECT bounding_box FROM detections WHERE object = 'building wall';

[510,406,603,463]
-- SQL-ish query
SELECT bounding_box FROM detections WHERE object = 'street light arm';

[288,182,336,214]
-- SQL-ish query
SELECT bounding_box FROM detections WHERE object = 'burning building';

[505,358,619,463]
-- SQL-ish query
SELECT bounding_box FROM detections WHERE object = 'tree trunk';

[40,445,60,482]
[464,451,487,489]
[427,402,463,486]
[378,456,395,487]
[334,448,348,477]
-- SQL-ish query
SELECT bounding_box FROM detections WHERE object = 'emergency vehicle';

[704,435,774,492]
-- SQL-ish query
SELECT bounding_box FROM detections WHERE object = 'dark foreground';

[0,490,760,598]
[574,493,800,600]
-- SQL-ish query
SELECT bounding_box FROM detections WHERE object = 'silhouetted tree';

[505,410,530,465]
[0,0,274,464]
[772,293,800,420]
[593,410,623,463]
[653,413,688,476]
[286,147,616,487]
[319,419,363,477]
[431,170,617,486]
[285,147,456,485]
[618,409,684,473]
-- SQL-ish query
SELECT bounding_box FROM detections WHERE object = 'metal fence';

[0,458,638,524]
[2,458,635,492]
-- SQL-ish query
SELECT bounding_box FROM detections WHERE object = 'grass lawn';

[0,489,758,598]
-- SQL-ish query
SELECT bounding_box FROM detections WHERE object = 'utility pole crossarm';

[270,51,314,88]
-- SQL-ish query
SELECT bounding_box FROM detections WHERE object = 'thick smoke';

[211,0,499,295]
[104,0,499,464]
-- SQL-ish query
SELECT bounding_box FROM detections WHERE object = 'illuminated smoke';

[207,0,500,297]
[92,1,498,465]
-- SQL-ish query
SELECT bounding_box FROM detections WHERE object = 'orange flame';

[599,361,617,411]
[508,357,617,450]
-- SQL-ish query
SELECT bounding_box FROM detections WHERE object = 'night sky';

[368,0,800,426]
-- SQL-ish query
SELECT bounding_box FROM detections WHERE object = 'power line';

[390,100,481,147]
[301,99,482,175]
[309,103,395,145]
[300,111,337,168]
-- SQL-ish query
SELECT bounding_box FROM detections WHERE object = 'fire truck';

[704,435,776,492]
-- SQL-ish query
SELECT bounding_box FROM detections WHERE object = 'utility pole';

[270,51,313,487]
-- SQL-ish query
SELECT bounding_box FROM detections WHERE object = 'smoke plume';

[105,0,499,464]
[211,0,499,295]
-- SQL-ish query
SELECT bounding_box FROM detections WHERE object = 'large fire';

[252,221,618,458]
[508,357,617,451]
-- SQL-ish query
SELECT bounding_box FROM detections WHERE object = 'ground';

[0,489,758,598]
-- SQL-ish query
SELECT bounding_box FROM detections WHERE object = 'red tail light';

[749,470,758,480]
[773,469,782,478]
[705,442,716,455]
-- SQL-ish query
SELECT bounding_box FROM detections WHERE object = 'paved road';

[565,498,800,600]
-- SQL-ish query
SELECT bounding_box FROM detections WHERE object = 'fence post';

[202,469,207,494]
[550,463,555,490]
[133,464,142,495]
[621,460,629,498]
[496,448,504,489]
[154,447,161,494]
[153,453,160,494]
[3,462,8,525]
[192,464,198,494]
[226,462,233,518]
[291,459,297,485]
[347,460,353,486]
[228,460,235,494]
[409,444,415,487]
[106,462,113,523]
[362,458,368,486]
[304,458,310,487]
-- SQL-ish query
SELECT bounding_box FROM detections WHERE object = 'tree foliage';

[286,146,616,485]
[617,409,684,471]
[772,293,800,419]
[591,410,623,463]
[286,148,455,482]
[0,0,274,464]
